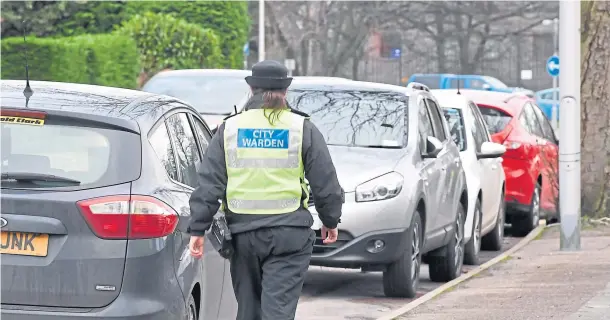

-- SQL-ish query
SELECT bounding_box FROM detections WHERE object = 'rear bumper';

[310,228,408,268]
[1,294,185,319]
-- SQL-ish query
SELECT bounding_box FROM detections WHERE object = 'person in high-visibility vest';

[188,60,343,320]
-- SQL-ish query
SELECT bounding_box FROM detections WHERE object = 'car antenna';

[22,20,34,107]
[456,75,461,95]
[234,105,238,114]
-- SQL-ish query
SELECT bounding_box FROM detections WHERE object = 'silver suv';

[288,80,468,298]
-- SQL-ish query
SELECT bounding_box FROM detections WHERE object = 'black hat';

[245,60,293,90]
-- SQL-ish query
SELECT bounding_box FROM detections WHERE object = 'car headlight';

[355,172,404,202]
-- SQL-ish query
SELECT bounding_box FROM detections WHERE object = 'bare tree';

[395,1,558,74]
[580,1,610,218]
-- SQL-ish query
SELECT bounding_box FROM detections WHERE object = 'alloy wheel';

[532,187,541,228]
[411,221,421,282]
[473,208,481,255]
[454,213,464,267]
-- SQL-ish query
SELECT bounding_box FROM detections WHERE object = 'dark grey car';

[0,81,238,319]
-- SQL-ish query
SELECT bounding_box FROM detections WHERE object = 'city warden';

[188,60,343,320]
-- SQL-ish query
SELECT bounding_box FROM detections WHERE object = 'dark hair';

[250,87,287,125]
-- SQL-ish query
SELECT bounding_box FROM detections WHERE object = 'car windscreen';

[483,76,508,89]
[477,105,512,134]
[142,75,250,115]
[1,111,141,189]
[442,108,466,151]
[287,88,408,148]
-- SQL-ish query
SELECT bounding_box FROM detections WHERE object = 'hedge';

[117,12,223,74]
[123,1,250,69]
[1,34,140,89]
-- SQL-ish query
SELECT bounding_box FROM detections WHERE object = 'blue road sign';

[243,43,250,57]
[390,48,401,59]
[546,55,559,77]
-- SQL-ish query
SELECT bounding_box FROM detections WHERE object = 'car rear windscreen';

[477,105,512,134]
[1,114,141,189]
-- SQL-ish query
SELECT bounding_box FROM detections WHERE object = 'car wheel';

[382,210,422,298]
[429,202,465,282]
[186,293,198,320]
[513,183,541,237]
[464,199,482,265]
[482,192,505,251]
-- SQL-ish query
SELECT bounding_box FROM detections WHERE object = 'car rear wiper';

[0,172,81,184]
[361,145,402,149]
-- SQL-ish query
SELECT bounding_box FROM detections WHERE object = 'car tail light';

[77,195,178,240]
[0,108,47,119]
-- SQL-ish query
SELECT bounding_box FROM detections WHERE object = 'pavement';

[397,224,610,320]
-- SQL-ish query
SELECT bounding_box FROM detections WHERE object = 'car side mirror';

[422,136,443,158]
[477,141,506,159]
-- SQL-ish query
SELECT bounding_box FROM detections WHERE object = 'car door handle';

[454,158,460,165]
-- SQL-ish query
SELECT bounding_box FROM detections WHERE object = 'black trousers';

[230,226,315,320]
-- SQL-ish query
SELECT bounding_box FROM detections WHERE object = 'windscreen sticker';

[0,116,45,126]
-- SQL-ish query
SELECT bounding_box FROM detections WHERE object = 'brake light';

[0,109,47,119]
[77,195,178,240]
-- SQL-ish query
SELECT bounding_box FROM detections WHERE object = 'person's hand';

[321,226,338,244]
[189,236,205,258]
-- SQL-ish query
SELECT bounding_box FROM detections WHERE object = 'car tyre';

[464,199,482,265]
[187,293,198,320]
[382,211,422,298]
[482,192,505,251]
[429,202,465,282]
[513,183,541,237]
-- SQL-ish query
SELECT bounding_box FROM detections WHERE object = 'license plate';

[311,214,323,230]
[0,232,49,257]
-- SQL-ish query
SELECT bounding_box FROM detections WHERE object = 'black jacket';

[188,96,343,235]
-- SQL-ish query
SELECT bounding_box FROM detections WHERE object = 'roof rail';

[406,82,430,92]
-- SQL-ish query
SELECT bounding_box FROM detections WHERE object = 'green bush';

[1,34,140,89]
[117,12,223,74]
[123,1,250,69]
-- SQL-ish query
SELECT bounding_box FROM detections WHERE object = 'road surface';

[296,233,521,320]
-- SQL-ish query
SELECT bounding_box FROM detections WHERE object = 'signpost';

[390,48,402,85]
[258,0,265,62]
[284,59,296,77]
[558,1,581,251]
[243,43,250,70]
[547,54,560,130]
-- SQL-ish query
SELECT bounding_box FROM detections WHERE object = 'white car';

[432,89,507,265]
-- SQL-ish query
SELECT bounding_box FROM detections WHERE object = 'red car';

[460,90,559,236]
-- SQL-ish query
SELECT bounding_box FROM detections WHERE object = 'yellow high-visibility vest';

[223,109,309,214]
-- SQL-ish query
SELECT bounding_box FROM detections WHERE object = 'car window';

[149,121,179,181]
[190,115,212,156]
[411,76,440,89]
[287,88,408,148]
[166,113,201,188]
[442,108,467,151]
[477,105,513,134]
[523,103,544,137]
[142,75,250,115]
[418,99,435,152]
[469,79,486,89]
[470,103,491,142]
[448,78,461,89]
[424,98,447,141]
[1,115,140,189]
[531,104,557,143]
[466,105,486,152]
[540,92,552,100]
[482,76,508,89]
